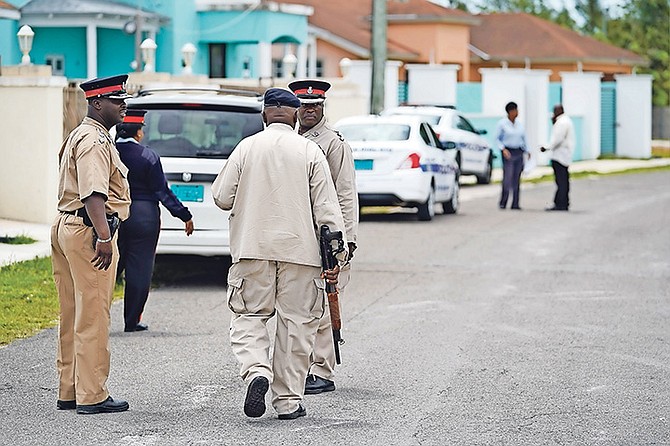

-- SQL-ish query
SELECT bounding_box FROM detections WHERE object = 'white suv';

[382,106,494,184]
[126,88,263,256]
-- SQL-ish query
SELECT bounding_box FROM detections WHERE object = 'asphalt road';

[1,171,668,446]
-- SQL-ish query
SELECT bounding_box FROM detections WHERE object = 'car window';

[424,124,442,148]
[142,108,263,158]
[456,115,476,133]
[419,123,434,146]
[337,123,410,141]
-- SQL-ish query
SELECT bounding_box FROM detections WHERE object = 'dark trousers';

[500,149,524,208]
[117,200,160,330]
[551,160,570,210]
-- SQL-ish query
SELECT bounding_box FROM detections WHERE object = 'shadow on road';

[152,254,231,287]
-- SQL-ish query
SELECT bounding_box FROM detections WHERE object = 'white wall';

[406,64,459,106]
[561,72,602,160]
[480,68,551,168]
[615,74,652,158]
[344,59,402,114]
[0,74,67,224]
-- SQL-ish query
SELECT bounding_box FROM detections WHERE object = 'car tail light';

[398,152,421,169]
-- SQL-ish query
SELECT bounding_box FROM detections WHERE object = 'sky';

[429,0,626,19]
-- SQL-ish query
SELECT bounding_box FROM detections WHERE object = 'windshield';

[141,108,263,158]
[337,123,410,142]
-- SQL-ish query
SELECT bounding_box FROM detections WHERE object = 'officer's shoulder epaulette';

[333,129,345,142]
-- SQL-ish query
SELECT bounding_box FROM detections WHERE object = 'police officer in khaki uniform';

[288,79,359,395]
[51,74,132,414]
[212,88,347,420]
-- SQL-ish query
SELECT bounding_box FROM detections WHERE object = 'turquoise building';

[0,0,311,80]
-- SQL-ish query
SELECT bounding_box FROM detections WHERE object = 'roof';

[470,13,646,66]
[285,0,477,60]
[20,0,165,21]
[0,1,20,20]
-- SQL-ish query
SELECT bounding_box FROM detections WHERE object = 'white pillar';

[406,64,460,106]
[480,68,528,117]
[524,70,551,167]
[614,74,652,158]
[346,60,372,112]
[296,43,307,79]
[257,41,272,79]
[561,72,603,160]
[307,36,317,77]
[86,24,97,79]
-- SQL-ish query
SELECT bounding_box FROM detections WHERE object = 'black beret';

[263,88,301,108]
[80,74,131,100]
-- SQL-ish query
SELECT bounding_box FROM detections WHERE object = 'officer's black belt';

[61,208,88,218]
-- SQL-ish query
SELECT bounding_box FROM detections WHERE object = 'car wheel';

[443,181,459,214]
[417,185,435,221]
[476,154,492,184]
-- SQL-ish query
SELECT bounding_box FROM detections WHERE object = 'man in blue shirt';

[495,101,528,210]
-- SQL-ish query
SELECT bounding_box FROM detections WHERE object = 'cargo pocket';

[227,277,246,314]
[309,278,326,319]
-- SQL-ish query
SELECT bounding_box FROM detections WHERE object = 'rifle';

[319,225,346,364]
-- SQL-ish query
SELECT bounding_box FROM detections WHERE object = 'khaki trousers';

[227,259,323,414]
[50,213,117,405]
[309,264,350,380]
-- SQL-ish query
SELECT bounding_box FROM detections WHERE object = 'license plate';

[170,184,204,202]
[355,159,373,170]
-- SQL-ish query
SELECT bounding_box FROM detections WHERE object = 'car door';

[419,123,452,202]
[454,114,490,175]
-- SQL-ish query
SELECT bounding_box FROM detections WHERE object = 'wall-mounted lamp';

[140,38,157,72]
[17,25,35,65]
[181,43,196,75]
[282,53,297,78]
[339,57,351,78]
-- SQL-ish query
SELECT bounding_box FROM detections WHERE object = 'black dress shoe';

[244,376,269,418]
[76,396,129,414]
[124,322,149,332]
[304,375,335,395]
[511,206,522,210]
[545,206,568,211]
[57,399,76,410]
[278,404,306,420]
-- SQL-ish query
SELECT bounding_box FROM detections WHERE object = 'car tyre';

[476,154,493,184]
[443,181,459,214]
[417,185,436,221]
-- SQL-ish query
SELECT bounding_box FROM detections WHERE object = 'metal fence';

[653,107,670,140]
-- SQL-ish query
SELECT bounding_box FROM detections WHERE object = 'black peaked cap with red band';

[122,109,146,125]
[80,74,132,100]
[288,79,331,104]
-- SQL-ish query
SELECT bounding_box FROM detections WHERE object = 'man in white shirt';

[211,88,347,420]
[541,104,575,211]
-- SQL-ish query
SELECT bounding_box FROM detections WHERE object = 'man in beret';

[288,79,358,395]
[51,74,132,414]
[212,87,348,420]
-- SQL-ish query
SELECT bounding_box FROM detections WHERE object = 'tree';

[606,0,670,106]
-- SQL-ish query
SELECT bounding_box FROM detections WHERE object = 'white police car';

[334,115,459,221]
[382,106,494,184]
[126,88,263,256]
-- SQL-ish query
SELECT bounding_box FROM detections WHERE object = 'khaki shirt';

[302,117,358,245]
[57,117,131,220]
[212,123,347,267]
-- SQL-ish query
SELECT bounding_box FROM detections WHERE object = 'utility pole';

[134,12,143,72]
[370,0,387,114]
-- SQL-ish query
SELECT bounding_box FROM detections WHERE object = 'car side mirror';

[442,141,457,150]
[476,129,487,135]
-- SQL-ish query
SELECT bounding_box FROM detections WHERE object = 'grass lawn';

[0,257,58,346]
[0,257,124,346]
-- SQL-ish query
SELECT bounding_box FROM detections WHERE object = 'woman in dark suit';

[115,110,194,332]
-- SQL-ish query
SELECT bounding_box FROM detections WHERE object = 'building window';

[45,55,64,76]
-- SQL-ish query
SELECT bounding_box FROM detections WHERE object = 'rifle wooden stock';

[319,225,345,364]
